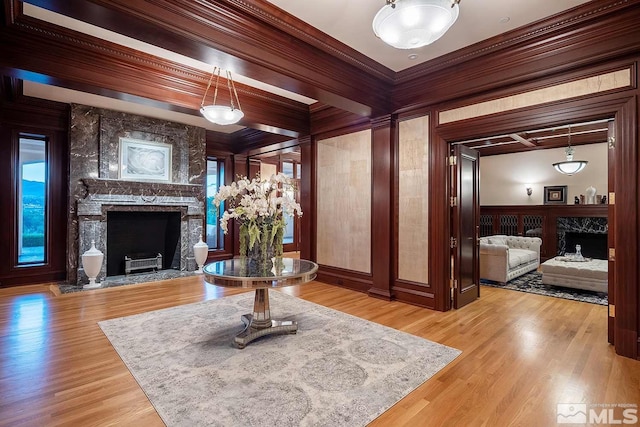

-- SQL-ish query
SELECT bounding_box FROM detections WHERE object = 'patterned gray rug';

[99,291,461,427]
[481,272,608,305]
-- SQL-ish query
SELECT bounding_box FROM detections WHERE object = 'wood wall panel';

[397,116,429,284]
[369,115,394,299]
[316,130,371,274]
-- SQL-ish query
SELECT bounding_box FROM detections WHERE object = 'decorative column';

[369,115,395,300]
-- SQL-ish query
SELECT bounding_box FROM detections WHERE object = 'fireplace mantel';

[82,178,202,198]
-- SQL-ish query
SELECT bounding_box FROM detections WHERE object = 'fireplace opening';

[564,232,608,260]
[106,211,181,276]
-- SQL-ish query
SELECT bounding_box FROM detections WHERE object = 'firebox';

[106,211,181,276]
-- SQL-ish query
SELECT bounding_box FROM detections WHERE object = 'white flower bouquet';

[213,172,302,258]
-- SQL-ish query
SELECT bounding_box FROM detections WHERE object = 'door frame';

[432,91,637,358]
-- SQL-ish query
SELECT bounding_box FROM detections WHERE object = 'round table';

[203,257,318,348]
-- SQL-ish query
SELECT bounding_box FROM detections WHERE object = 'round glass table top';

[203,257,318,289]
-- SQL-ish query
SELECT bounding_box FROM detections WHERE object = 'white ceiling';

[21,1,593,132]
[266,0,593,71]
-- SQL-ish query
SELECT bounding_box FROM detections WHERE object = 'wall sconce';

[525,184,533,196]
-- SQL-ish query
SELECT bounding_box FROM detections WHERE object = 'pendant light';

[372,0,461,49]
[200,67,244,125]
[553,126,588,175]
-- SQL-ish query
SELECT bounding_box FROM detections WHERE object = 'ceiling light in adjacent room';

[553,126,588,175]
[200,67,244,125]
[372,0,461,49]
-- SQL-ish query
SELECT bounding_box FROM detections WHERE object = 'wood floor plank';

[0,278,638,426]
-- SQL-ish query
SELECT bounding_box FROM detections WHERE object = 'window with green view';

[18,135,47,264]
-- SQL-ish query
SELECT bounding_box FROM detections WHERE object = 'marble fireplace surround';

[68,104,206,285]
[557,216,608,256]
[76,179,204,284]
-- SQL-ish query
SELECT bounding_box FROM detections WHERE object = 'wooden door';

[451,145,480,309]
[607,120,615,344]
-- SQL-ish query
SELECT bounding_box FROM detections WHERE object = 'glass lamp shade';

[553,161,588,175]
[200,105,244,125]
[553,145,588,175]
[372,0,459,49]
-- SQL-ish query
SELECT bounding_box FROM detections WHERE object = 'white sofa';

[480,235,542,283]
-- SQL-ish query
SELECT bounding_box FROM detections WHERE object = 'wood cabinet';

[480,205,608,261]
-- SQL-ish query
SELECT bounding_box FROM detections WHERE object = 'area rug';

[481,271,608,305]
[99,291,461,426]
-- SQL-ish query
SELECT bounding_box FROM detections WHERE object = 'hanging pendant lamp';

[372,0,461,49]
[552,126,588,175]
[200,67,244,125]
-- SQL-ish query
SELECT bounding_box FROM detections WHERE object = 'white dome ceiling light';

[372,0,461,50]
[552,126,588,175]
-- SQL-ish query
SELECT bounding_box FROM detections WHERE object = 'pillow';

[488,237,507,246]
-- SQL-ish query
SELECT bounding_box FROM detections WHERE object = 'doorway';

[443,114,617,345]
[250,146,303,254]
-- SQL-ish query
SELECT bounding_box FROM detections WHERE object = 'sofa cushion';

[508,248,537,268]
[488,236,507,246]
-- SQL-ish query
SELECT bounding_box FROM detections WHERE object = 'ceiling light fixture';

[553,126,588,175]
[200,66,244,125]
[372,0,461,49]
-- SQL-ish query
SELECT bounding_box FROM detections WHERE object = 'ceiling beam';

[508,133,537,147]
[21,0,393,117]
[0,12,310,137]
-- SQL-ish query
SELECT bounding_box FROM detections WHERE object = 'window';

[18,135,47,264]
[206,158,225,249]
[281,161,297,245]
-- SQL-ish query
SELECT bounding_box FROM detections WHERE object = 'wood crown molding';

[393,0,640,112]
[18,0,391,116]
[1,12,310,136]
[395,0,635,84]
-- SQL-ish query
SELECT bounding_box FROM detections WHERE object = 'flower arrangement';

[213,173,302,260]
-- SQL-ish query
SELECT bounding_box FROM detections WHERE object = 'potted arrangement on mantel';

[213,173,302,272]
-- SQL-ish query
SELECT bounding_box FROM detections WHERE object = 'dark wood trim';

[607,119,616,345]
[369,115,394,300]
[1,14,310,137]
[391,282,436,309]
[394,1,640,112]
[480,205,608,261]
[204,147,235,261]
[16,0,391,116]
[316,265,372,294]
[299,136,314,262]
[613,95,638,359]
[310,103,371,136]
[430,114,451,311]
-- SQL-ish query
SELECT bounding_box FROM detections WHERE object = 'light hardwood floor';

[1,277,638,426]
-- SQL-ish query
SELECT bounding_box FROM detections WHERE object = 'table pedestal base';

[234,288,297,348]
[234,314,297,348]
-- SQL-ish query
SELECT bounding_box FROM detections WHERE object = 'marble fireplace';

[68,105,206,285]
[557,216,608,259]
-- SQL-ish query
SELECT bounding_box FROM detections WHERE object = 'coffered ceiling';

[0,0,604,147]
